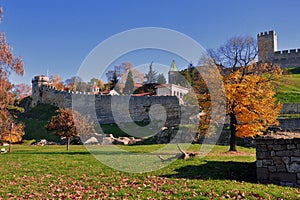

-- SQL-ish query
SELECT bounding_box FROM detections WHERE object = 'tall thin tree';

[123,70,135,94]
[145,61,157,84]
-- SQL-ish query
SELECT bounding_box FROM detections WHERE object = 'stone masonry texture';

[256,137,300,188]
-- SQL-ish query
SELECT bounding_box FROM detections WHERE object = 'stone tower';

[257,30,278,62]
[168,59,179,84]
[31,75,50,107]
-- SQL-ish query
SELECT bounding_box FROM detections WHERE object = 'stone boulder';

[83,137,99,145]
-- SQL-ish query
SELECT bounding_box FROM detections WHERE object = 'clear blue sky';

[2,0,300,84]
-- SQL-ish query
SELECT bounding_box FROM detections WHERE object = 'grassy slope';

[0,144,299,199]
[275,67,300,103]
[19,104,60,142]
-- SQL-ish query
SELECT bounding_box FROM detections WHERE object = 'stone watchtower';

[31,75,50,107]
[257,30,278,63]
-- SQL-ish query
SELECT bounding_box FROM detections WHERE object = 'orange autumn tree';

[50,74,65,90]
[0,121,24,143]
[46,108,95,150]
[0,7,25,150]
[208,35,282,151]
[13,83,31,99]
[224,63,282,151]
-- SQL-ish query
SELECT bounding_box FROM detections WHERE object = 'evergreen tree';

[123,70,135,94]
[145,62,157,83]
[157,73,167,84]
[110,70,119,90]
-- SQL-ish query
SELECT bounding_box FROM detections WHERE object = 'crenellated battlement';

[273,47,300,67]
[274,48,300,55]
[42,84,56,90]
[257,30,276,37]
[31,75,96,107]
[40,82,94,96]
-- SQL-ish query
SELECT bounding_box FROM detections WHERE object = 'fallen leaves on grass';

[3,173,298,199]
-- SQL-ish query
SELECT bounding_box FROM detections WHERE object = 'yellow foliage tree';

[224,63,282,151]
[206,35,283,151]
[50,74,65,90]
[189,62,282,151]
[0,122,24,143]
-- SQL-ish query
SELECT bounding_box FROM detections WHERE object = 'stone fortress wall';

[279,104,300,131]
[281,103,300,114]
[256,137,300,188]
[258,30,300,67]
[273,49,300,67]
[36,84,72,108]
[31,75,181,127]
[31,75,300,131]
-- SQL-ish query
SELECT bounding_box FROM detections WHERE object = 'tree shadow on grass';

[163,160,257,183]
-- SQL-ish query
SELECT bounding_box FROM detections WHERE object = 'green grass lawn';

[278,114,300,119]
[276,68,300,103]
[0,144,299,199]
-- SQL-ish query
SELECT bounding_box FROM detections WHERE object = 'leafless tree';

[208,35,258,71]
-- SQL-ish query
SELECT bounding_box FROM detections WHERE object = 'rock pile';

[83,134,143,145]
[31,139,58,146]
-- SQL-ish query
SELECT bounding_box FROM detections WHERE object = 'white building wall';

[156,84,190,104]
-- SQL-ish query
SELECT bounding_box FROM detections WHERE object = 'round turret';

[31,75,50,107]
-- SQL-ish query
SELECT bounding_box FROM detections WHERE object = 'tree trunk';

[9,123,13,153]
[229,113,237,151]
[67,137,70,151]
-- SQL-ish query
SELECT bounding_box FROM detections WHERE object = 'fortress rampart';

[31,76,181,126]
[275,49,300,55]
[281,103,300,114]
[273,49,300,67]
[258,30,300,67]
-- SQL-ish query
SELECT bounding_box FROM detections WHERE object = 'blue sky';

[2,0,300,84]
